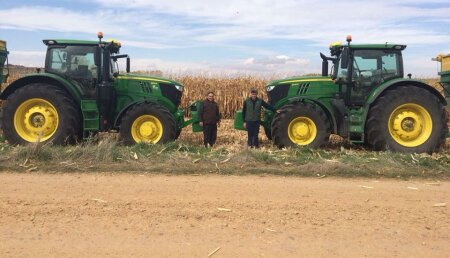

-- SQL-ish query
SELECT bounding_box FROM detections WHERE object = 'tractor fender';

[364,78,447,122]
[366,78,447,107]
[113,99,159,128]
[0,73,83,102]
[287,97,338,134]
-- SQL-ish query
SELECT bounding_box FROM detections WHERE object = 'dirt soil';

[0,173,449,257]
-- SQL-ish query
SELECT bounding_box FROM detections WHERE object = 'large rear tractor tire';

[119,102,176,145]
[271,103,331,148]
[1,83,81,145]
[365,86,448,153]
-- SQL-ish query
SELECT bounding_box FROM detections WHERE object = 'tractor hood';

[269,76,332,86]
[116,73,183,86]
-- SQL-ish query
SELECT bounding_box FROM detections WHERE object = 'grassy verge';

[0,139,448,179]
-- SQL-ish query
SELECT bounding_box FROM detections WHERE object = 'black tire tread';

[271,102,331,148]
[263,125,272,140]
[366,85,447,153]
[119,102,176,145]
[1,83,81,145]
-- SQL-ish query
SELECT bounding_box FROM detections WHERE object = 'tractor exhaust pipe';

[320,52,328,76]
[322,59,328,76]
[96,32,114,130]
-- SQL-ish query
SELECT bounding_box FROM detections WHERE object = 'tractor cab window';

[350,49,402,104]
[47,46,98,79]
[47,45,99,97]
[352,49,402,85]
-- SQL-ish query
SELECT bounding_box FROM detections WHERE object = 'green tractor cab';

[0,33,201,145]
[433,54,450,106]
[433,53,450,139]
[235,36,448,153]
[0,40,8,85]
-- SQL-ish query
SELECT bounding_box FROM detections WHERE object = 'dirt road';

[0,173,449,257]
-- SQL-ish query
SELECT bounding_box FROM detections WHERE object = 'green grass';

[0,140,448,179]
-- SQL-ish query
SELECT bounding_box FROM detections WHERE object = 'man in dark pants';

[242,89,277,148]
[198,92,221,147]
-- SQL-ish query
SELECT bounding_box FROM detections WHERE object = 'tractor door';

[348,49,403,105]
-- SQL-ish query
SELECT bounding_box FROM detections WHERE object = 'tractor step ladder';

[81,100,100,131]
[348,108,365,144]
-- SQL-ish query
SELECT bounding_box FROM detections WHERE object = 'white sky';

[1,0,449,77]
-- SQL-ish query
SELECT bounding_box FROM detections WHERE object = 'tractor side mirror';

[340,48,349,69]
[126,57,130,73]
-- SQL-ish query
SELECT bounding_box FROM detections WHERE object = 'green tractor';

[235,36,449,153]
[0,33,201,145]
[0,40,8,87]
[434,53,450,102]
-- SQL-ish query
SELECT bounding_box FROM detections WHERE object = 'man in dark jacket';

[242,89,277,148]
[198,92,221,147]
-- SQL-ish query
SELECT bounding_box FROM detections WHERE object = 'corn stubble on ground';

[0,119,449,178]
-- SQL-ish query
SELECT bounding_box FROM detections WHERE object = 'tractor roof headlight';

[267,85,275,92]
[175,85,184,92]
[329,41,342,49]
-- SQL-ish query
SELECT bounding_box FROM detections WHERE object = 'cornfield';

[134,71,273,118]
[173,75,269,118]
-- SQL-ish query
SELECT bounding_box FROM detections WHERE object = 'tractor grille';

[268,84,290,105]
[160,83,182,107]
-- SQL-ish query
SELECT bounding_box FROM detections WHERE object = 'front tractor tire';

[263,125,272,140]
[119,102,176,145]
[366,86,448,153]
[1,83,81,145]
[271,103,331,148]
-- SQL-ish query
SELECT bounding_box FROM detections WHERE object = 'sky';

[0,0,449,77]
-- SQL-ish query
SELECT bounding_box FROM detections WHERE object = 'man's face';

[207,93,214,101]
[250,92,257,99]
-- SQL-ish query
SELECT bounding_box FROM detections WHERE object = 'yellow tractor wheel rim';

[14,98,59,142]
[131,115,163,144]
[388,103,432,147]
[288,117,317,145]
